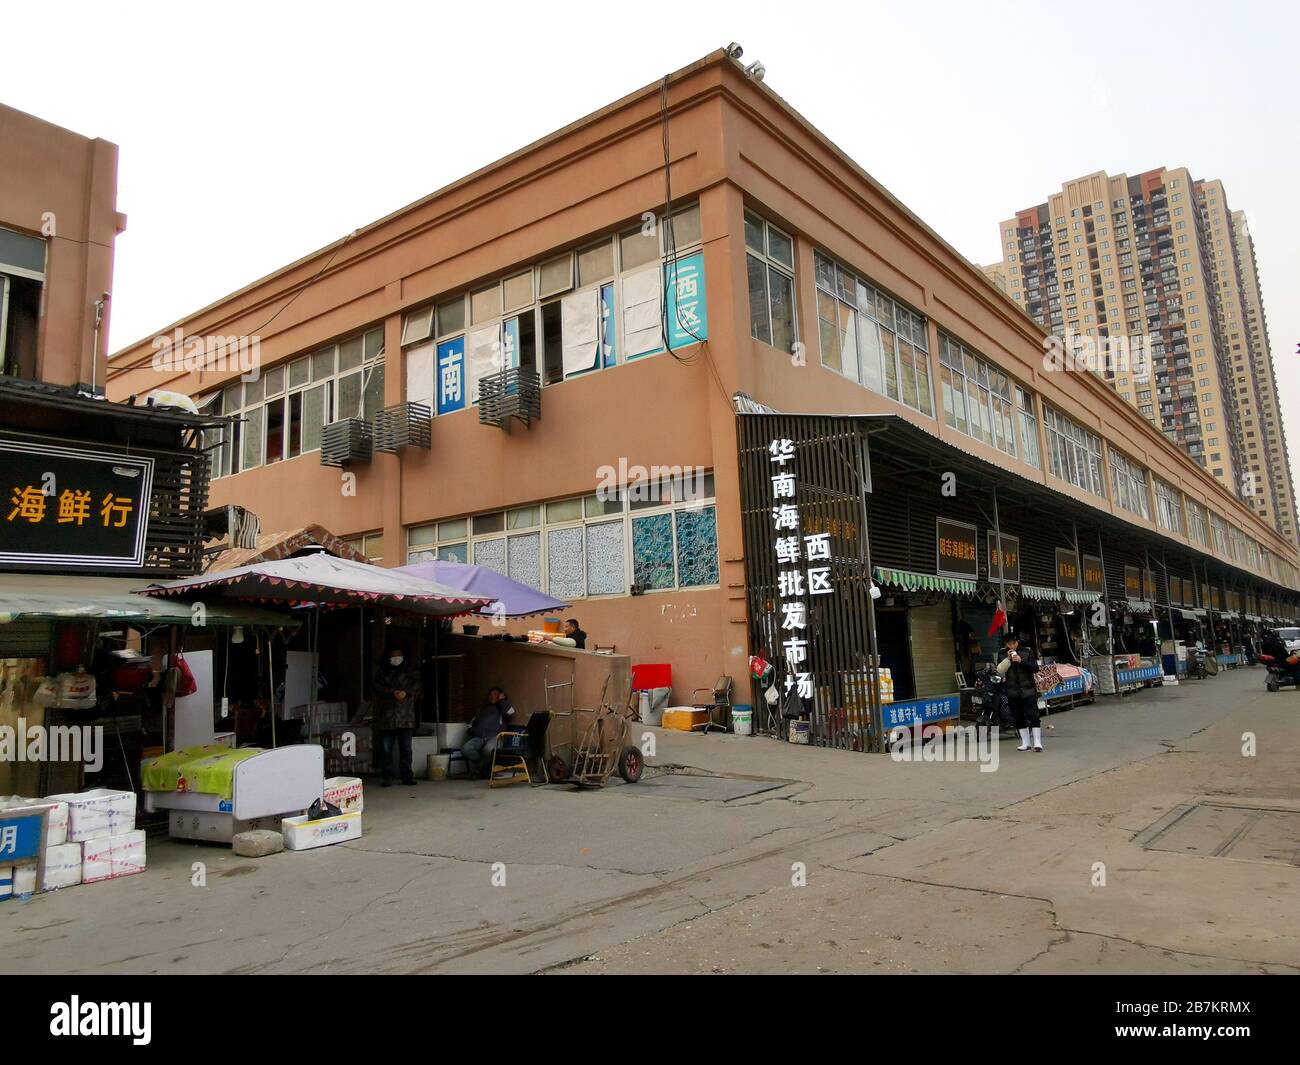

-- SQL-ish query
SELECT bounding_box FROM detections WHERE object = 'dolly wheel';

[1267,676,1280,693]
[548,756,570,782]
[618,745,643,783]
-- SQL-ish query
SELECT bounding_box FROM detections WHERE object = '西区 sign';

[986,532,1020,583]
[1055,546,1080,590]
[936,518,977,579]
[1,439,153,570]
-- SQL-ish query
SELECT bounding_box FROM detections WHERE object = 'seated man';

[462,688,514,779]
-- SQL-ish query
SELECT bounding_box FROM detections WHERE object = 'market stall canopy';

[141,553,492,617]
[394,559,569,618]
[1020,584,1062,602]
[873,567,977,596]
[204,524,370,574]
[0,573,294,627]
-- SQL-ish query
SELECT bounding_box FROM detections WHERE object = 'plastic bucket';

[428,754,450,780]
[731,705,753,736]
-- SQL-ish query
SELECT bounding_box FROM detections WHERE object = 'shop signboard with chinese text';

[1055,547,1080,590]
[1,439,153,569]
[1082,555,1105,595]
[986,532,1020,583]
[936,518,977,580]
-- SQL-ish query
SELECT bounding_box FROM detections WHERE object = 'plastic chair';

[489,711,551,788]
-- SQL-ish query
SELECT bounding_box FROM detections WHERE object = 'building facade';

[988,168,1297,546]
[105,52,1300,703]
[0,104,126,389]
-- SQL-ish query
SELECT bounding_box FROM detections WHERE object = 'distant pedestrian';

[373,645,422,786]
[998,632,1043,752]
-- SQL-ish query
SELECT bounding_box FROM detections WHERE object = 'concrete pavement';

[2,665,1297,974]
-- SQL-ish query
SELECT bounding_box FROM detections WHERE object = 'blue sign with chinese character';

[436,336,466,416]
[1043,675,1086,700]
[0,810,43,863]
[880,693,960,732]
[664,252,708,350]
[1117,665,1163,685]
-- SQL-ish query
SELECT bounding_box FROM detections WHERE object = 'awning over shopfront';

[0,573,293,627]
[1063,590,1099,605]
[873,567,977,596]
[1020,584,1061,601]
[141,554,493,617]
[1124,598,1154,614]
[394,560,568,618]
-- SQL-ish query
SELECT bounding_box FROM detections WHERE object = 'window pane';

[838,299,858,383]
[539,254,573,298]
[818,291,841,372]
[507,505,540,529]
[547,498,584,523]
[339,335,364,371]
[438,543,468,564]
[859,317,883,393]
[585,520,626,595]
[402,306,434,345]
[675,506,719,587]
[584,493,622,517]
[439,518,468,540]
[302,383,327,452]
[289,357,310,389]
[507,532,542,591]
[632,513,675,590]
[311,347,335,380]
[577,240,615,286]
[769,267,795,354]
[362,362,385,421]
[286,392,303,459]
[408,523,437,548]
[473,537,506,575]
[880,328,898,399]
[265,397,285,463]
[243,375,265,404]
[336,372,362,420]
[264,365,285,396]
[437,297,465,336]
[473,512,505,535]
[547,526,585,599]
[365,328,384,359]
[915,355,933,416]
[471,284,502,324]
[747,254,771,345]
[668,205,701,249]
[766,226,793,269]
[744,212,765,253]
[503,271,533,311]
[898,340,917,409]
[241,404,264,470]
[621,226,659,270]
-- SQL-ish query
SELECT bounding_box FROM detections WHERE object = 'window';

[1043,407,1106,497]
[814,250,932,416]
[200,325,384,477]
[938,333,1016,456]
[745,211,797,354]
[406,473,719,598]
[0,225,47,380]
[342,531,385,563]
[1016,388,1041,468]
[1186,500,1208,545]
[1109,449,1151,519]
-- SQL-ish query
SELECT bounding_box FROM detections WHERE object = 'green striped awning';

[1020,584,1061,601]
[1063,590,1100,604]
[873,568,977,596]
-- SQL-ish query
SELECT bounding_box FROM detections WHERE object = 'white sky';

[4,0,1296,502]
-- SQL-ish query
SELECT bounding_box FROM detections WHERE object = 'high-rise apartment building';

[988,168,1296,544]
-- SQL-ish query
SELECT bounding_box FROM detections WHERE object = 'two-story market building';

[105,49,1300,749]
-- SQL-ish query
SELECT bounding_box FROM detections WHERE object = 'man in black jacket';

[998,633,1043,751]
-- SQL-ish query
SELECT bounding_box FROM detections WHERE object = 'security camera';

[744,60,766,82]
[725,42,744,59]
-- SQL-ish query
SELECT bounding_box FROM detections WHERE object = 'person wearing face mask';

[373,645,423,787]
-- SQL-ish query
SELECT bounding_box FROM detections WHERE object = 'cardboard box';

[0,796,69,847]
[323,776,363,814]
[82,829,146,882]
[281,811,362,851]
[41,842,83,890]
[0,864,37,898]
[46,789,136,842]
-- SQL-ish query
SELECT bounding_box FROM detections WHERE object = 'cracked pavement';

[2,666,1297,974]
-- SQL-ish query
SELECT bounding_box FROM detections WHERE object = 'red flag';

[987,601,1007,638]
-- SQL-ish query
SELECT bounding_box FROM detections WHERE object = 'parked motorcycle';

[970,663,1013,730]
[1257,653,1300,693]
[1188,646,1210,680]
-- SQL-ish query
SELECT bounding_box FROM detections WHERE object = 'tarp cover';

[141,745,262,800]
[394,559,569,618]
[142,553,493,617]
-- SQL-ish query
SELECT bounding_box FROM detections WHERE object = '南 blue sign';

[437,337,466,416]
[0,810,43,863]
[664,252,708,351]
[880,693,960,732]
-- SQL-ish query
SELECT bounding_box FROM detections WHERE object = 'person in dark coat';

[372,645,423,786]
[462,688,514,779]
[998,632,1043,751]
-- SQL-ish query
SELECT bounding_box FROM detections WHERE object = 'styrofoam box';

[0,796,69,847]
[168,810,290,844]
[282,811,362,851]
[0,864,38,898]
[42,842,83,890]
[82,830,146,882]
[323,776,363,814]
[46,789,136,842]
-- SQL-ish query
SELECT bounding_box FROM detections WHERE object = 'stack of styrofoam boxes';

[48,788,144,887]
[0,795,74,898]
[281,776,363,851]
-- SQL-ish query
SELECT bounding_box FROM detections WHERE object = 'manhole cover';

[1135,803,1300,866]
[625,775,787,801]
